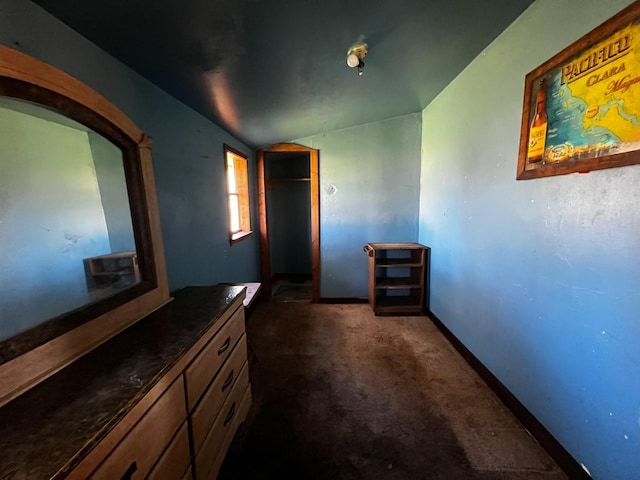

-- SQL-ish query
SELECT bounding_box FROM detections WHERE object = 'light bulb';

[346,54,359,68]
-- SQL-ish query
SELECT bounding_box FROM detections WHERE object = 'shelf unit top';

[363,242,428,256]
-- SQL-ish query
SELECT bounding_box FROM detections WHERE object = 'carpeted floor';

[219,303,567,480]
[271,275,312,303]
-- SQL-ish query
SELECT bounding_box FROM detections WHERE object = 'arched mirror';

[0,46,170,407]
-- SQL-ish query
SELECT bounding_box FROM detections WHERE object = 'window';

[225,145,252,243]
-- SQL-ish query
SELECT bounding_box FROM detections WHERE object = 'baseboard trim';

[427,310,590,479]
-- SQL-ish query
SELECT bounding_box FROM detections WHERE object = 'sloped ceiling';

[32,0,535,148]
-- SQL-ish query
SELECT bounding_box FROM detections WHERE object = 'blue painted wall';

[419,0,639,478]
[0,0,260,292]
[296,113,422,298]
[89,132,136,253]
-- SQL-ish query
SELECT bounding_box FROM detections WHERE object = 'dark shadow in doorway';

[271,274,312,303]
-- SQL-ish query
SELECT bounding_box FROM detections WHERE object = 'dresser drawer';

[194,370,251,480]
[147,422,190,480]
[90,376,186,480]
[191,336,248,453]
[185,306,245,411]
[207,385,252,480]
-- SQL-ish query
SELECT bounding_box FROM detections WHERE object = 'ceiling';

[32,0,535,149]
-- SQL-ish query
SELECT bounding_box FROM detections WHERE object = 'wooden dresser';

[0,285,251,480]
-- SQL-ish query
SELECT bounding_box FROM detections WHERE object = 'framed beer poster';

[517,1,640,180]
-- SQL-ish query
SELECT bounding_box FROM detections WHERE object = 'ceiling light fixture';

[346,43,368,76]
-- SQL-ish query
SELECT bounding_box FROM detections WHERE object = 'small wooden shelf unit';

[83,251,140,291]
[364,242,430,315]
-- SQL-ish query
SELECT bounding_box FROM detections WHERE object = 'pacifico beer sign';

[517,1,640,180]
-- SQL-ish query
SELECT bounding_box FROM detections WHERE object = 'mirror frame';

[0,46,170,407]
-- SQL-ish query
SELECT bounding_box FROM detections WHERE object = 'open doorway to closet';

[257,144,319,303]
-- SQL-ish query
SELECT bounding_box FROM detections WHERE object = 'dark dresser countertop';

[0,285,246,480]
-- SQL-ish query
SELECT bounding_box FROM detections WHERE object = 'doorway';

[257,144,319,302]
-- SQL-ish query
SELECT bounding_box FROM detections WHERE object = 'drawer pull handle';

[222,370,235,391]
[218,337,231,355]
[121,460,137,480]
[224,402,236,426]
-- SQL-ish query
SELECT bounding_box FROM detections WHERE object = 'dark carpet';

[219,303,566,480]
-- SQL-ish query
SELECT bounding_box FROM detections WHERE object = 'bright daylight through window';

[225,145,251,243]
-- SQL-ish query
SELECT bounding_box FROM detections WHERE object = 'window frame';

[224,144,252,244]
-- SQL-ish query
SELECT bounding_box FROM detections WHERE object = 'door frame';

[257,143,319,302]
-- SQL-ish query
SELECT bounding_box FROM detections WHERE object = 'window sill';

[230,230,253,245]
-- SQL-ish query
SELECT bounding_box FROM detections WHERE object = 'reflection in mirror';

[0,97,138,342]
[0,45,168,407]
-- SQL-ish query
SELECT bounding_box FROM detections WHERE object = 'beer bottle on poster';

[527,78,548,163]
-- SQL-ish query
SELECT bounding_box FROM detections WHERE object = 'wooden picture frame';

[517,1,640,180]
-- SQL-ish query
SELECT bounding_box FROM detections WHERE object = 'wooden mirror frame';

[0,46,170,407]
